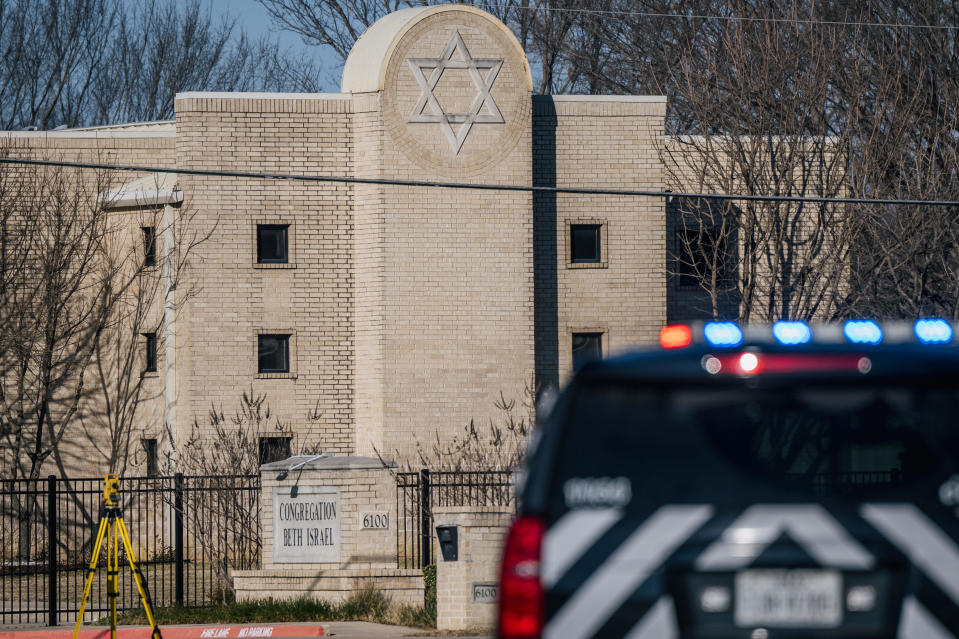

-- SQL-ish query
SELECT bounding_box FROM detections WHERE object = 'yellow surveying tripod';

[73,474,163,639]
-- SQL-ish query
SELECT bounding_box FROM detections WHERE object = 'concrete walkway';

[0,622,488,639]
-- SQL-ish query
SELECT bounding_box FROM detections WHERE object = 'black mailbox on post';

[436,525,458,561]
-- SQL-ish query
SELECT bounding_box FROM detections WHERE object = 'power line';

[502,3,959,31]
[1,156,958,207]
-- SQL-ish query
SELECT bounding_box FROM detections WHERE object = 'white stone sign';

[273,486,341,563]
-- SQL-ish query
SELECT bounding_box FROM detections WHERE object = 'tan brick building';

[3,5,695,473]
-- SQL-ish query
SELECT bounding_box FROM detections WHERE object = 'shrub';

[423,563,436,617]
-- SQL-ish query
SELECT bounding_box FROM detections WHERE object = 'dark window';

[552,383,959,514]
[257,224,289,264]
[258,334,290,373]
[259,437,291,465]
[142,439,158,476]
[570,224,601,263]
[144,332,157,373]
[572,332,603,372]
[142,227,156,267]
[677,228,727,287]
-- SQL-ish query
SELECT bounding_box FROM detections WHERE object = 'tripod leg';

[110,518,118,639]
[73,516,109,639]
[117,517,163,639]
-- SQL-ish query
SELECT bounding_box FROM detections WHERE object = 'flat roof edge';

[1,130,175,139]
[176,91,352,101]
[535,95,667,103]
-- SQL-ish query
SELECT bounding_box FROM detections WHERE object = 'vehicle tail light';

[498,516,545,639]
[660,324,692,349]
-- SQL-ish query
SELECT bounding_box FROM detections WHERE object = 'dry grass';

[105,584,436,629]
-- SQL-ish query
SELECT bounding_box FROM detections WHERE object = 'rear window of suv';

[551,382,959,511]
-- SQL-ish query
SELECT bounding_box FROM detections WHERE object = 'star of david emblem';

[407,30,505,154]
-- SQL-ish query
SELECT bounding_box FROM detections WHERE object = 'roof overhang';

[100,172,182,209]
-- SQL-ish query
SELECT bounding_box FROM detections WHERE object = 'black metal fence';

[0,474,260,626]
[395,469,514,569]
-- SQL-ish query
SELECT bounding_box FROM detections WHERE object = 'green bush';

[423,563,436,617]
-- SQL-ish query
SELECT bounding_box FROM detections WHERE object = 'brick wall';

[0,5,681,476]
[0,128,176,478]
[355,8,536,461]
[533,97,667,387]
[174,94,355,455]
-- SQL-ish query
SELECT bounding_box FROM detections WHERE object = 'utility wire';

[2,156,958,207]
[502,4,959,30]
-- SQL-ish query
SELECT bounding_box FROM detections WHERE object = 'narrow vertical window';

[257,224,289,264]
[142,226,156,267]
[142,438,158,476]
[144,332,157,373]
[572,332,603,372]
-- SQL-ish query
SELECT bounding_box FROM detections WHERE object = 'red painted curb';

[0,625,324,639]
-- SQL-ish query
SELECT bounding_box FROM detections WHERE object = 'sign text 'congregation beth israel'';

[7,4,701,473]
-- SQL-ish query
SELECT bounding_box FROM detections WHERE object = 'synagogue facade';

[4,5,696,472]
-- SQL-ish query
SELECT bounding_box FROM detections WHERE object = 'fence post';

[47,475,57,626]
[174,473,184,607]
[420,469,431,567]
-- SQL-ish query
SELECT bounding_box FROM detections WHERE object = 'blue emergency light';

[842,320,883,345]
[914,319,953,344]
[703,322,744,347]
[772,321,813,345]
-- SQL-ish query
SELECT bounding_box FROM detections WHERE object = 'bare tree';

[377,378,537,476]
[255,0,590,93]
[0,146,212,561]
[652,4,858,321]
[0,0,118,129]
[63,192,210,476]
[255,0,409,62]
[166,389,324,601]
[0,146,118,486]
[835,2,959,319]
[559,0,959,320]
[0,0,321,130]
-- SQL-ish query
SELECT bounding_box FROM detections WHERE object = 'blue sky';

[213,0,292,44]
[187,0,343,90]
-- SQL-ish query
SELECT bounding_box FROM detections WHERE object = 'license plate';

[735,569,842,627]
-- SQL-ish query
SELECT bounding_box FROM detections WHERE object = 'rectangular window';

[572,332,603,372]
[570,224,602,263]
[257,224,289,264]
[144,332,157,373]
[677,228,727,287]
[142,226,156,267]
[142,438,158,476]
[259,437,291,465]
[258,334,290,373]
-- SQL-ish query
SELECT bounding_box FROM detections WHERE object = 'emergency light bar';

[660,319,959,349]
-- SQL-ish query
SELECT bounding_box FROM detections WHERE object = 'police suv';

[498,320,959,639]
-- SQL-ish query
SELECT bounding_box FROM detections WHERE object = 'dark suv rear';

[498,321,959,639]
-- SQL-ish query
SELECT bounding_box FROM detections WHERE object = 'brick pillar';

[434,506,513,631]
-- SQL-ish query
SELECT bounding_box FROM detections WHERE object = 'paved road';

[323,622,488,638]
